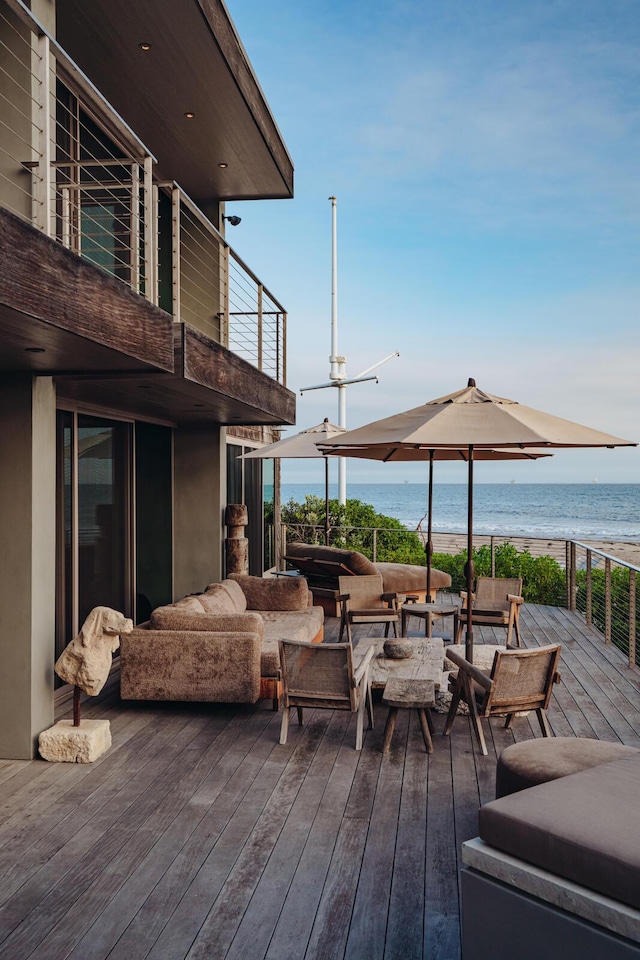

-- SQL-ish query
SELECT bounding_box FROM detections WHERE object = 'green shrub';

[282,495,426,564]
[433,542,566,606]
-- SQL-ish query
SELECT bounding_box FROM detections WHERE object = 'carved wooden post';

[225,503,249,575]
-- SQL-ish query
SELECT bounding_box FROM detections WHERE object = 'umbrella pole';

[426,451,434,601]
[324,456,330,545]
[465,446,475,663]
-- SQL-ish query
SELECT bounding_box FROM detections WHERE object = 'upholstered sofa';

[120,574,324,708]
[284,541,451,615]
[461,748,640,959]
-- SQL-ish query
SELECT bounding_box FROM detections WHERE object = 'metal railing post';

[490,536,496,577]
[143,155,156,303]
[585,549,592,625]
[33,32,52,235]
[282,311,287,387]
[171,186,181,320]
[130,162,141,293]
[605,557,612,644]
[372,528,377,564]
[629,570,636,668]
[222,245,230,347]
[569,541,577,611]
[257,283,264,372]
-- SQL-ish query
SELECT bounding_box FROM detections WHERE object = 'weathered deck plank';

[0,603,637,960]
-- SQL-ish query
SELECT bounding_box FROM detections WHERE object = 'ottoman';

[496,737,640,798]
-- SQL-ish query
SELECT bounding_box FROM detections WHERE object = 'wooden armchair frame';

[443,644,562,755]
[337,574,400,644]
[278,639,375,750]
[454,576,524,646]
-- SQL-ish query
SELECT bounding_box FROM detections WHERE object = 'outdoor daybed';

[284,541,451,615]
[461,743,640,960]
[120,574,323,708]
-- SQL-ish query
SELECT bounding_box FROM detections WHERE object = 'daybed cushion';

[496,737,640,797]
[285,542,452,593]
[376,561,451,593]
[285,542,377,578]
[227,573,310,611]
[479,754,640,911]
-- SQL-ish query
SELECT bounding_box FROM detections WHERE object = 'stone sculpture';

[40,607,133,763]
[55,606,133,696]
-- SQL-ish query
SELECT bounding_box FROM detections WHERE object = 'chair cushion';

[496,737,640,797]
[479,754,640,911]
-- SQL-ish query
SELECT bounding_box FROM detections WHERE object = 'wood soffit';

[55,0,294,201]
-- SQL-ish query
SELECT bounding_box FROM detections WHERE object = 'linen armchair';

[338,574,400,644]
[278,639,375,750]
[443,644,562,755]
[454,576,524,646]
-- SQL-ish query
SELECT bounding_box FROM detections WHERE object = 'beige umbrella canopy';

[323,379,636,661]
[243,419,346,544]
[318,443,552,600]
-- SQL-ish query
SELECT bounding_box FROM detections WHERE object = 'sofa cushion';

[150,607,263,635]
[479,754,640,911]
[203,579,247,613]
[199,583,237,614]
[228,573,309,611]
[149,595,205,626]
[258,608,324,677]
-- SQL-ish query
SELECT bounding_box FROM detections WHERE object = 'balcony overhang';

[55,0,294,202]
[55,325,297,427]
[0,209,174,376]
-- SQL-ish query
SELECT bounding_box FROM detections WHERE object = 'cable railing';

[1,0,287,385]
[169,184,287,383]
[568,541,639,669]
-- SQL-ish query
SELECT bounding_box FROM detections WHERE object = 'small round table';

[401,602,459,639]
[382,677,436,754]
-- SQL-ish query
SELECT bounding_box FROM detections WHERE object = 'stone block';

[38,719,111,763]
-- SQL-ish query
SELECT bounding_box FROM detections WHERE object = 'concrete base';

[38,719,111,763]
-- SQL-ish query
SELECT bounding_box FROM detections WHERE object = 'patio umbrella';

[322,379,636,662]
[318,442,551,602]
[242,418,346,545]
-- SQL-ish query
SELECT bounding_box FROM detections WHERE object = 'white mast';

[301,196,398,505]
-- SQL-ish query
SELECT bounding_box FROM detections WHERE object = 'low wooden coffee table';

[353,637,445,691]
[382,678,436,754]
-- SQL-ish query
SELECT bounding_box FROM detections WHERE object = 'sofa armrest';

[120,628,261,703]
[150,608,264,641]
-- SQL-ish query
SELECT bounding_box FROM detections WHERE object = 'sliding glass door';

[56,412,133,674]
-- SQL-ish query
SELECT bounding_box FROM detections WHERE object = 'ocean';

[281,483,640,543]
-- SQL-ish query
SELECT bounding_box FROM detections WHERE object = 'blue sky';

[228,0,639,484]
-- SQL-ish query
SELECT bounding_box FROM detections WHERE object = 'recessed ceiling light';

[218,162,228,169]
[138,42,151,51]
[184,111,195,119]
[25,347,45,353]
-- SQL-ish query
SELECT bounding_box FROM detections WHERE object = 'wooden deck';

[1,603,640,960]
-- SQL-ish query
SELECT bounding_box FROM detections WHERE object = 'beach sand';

[426,532,640,569]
